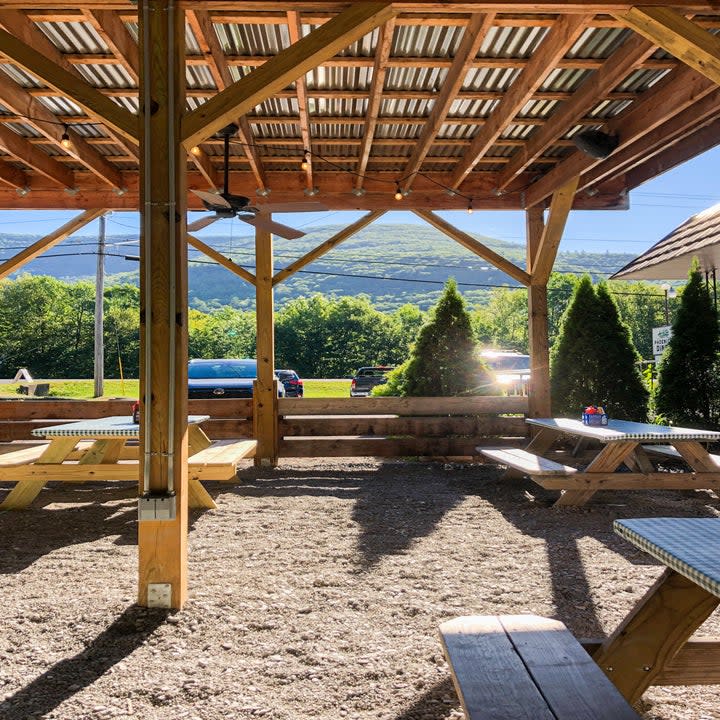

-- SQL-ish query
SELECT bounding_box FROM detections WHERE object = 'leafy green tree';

[655,263,720,428]
[401,279,477,396]
[551,276,648,420]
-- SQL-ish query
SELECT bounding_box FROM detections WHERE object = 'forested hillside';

[0,223,634,311]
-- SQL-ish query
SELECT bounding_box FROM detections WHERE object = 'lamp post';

[660,283,677,325]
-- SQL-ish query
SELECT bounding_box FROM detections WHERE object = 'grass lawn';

[0,378,349,399]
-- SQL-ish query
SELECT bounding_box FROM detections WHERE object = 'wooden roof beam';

[413,209,530,286]
[85,9,139,83]
[182,2,398,148]
[580,85,720,193]
[0,24,138,143]
[624,115,720,191]
[530,176,578,284]
[400,13,495,194]
[273,210,385,285]
[0,160,27,189]
[450,13,590,191]
[355,18,395,193]
[187,234,256,286]
[287,11,316,194]
[525,61,717,207]
[0,124,75,188]
[0,209,105,280]
[495,32,656,194]
[186,8,263,190]
[0,70,125,189]
[613,6,720,85]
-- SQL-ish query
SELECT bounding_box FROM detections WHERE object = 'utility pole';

[93,213,106,398]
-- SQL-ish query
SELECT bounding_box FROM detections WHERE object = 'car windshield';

[484,355,530,371]
[188,360,256,379]
[358,368,391,377]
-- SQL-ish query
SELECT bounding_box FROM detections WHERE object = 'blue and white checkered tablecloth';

[615,518,720,598]
[31,415,210,438]
[527,418,720,442]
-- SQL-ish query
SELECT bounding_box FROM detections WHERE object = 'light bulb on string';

[467,199,473,214]
[190,145,201,156]
[301,150,310,171]
[60,125,72,150]
[394,182,403,201]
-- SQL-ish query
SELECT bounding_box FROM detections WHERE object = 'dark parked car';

[188,358,285,399]
[350,366,395,397]
[276,369,304,397]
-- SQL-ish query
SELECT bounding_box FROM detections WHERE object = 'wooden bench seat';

[439,615,640,719]
[188,439,257,481]
[641,444,682,459]
[0,443,50,467]
[479,447,577,477]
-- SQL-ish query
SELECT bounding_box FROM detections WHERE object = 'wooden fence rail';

[0,395,528,459]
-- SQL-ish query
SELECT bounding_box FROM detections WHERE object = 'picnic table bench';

[479,418,720,506]
[439,614,639,719]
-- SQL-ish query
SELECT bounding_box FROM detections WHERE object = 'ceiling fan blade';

[262,201,327,213]
[187,215,221,232]
[191,189,232,210]
[240,214,306,240]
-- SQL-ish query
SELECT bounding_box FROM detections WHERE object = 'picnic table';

[592,517,720,703]
[480,417,720,506]
[0,415,256,510]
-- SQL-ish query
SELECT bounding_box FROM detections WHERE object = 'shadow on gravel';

[470,466,720,637]
[230,462,468,569]
[391,677,457,720]
[0,605,168,720]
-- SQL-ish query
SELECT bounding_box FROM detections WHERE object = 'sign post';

[652,325,672,364]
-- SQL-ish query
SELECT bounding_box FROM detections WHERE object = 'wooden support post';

[526,206,551,419]
[254,224,279,466]
[137,0,189,610]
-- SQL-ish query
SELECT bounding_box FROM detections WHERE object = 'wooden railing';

[0,395,528,459]
[278,396,529,458]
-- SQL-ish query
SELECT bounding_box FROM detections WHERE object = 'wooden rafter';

[0,209,105,280]
[85,9,139,82]
[0,24,138,142]
[495,32,656,194]
[355,17,395,193]
[450,13,590,191]
[614,6,720,85]
[187,234,256,286]
[530,176,579,283]
[525,61,718,207]
[273,210,385,285]
[182,2,398,148]
[413,209,531,286]
[0,160,26,188]
[287,11,315,194]
[0,123,74,187]
[399,13,495,194]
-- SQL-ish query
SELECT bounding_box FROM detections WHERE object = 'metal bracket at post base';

[138,492,177,521]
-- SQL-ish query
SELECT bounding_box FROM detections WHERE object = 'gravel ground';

[1,457,720,720]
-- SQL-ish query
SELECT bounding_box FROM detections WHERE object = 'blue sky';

[1,144,718,258]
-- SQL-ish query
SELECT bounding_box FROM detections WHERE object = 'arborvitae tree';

[399,279,477,396]
[655,262,720,428]
[551,275,648,420]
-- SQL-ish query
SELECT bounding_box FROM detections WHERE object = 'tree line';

[0,272,674,380]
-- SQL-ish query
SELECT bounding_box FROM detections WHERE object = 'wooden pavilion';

[0,1,719,609]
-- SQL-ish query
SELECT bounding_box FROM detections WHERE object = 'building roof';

[0,3,719,213]
[611,202,720,280]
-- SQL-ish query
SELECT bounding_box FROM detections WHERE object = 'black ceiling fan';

[188,123,324,239]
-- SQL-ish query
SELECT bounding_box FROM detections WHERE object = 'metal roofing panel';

[385,66,447,92]
[36,20,107,54]
[186,65,215,90]
[540,68,591,94]
[450,98,496,118]
[74,64,135,88]
[463,67,518,92]
[215,21,287,55]
[306,66,372,92]
[37,96,84,116]
[617,68,670,93]
[482,25,547,58]
[380,98,430,118]
[566,27,630,59]
[0,64,43,88]
[392,23,465,58]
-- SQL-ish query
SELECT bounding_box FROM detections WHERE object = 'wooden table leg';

[79,439,126,465]
[0,437,78,510]
[592,568,720,703]
[188,478,217,509]
[188,424,213,456]
[674,441,720,475]
[554,441,638,507]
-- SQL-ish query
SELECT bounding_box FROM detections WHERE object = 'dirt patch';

[1,458,719,720]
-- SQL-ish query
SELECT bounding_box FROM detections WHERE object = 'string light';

[300,150,310,171]
[467,199,473,214]
[394,182,403,201]
[60,125,72,149]
[190,145,201,156]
